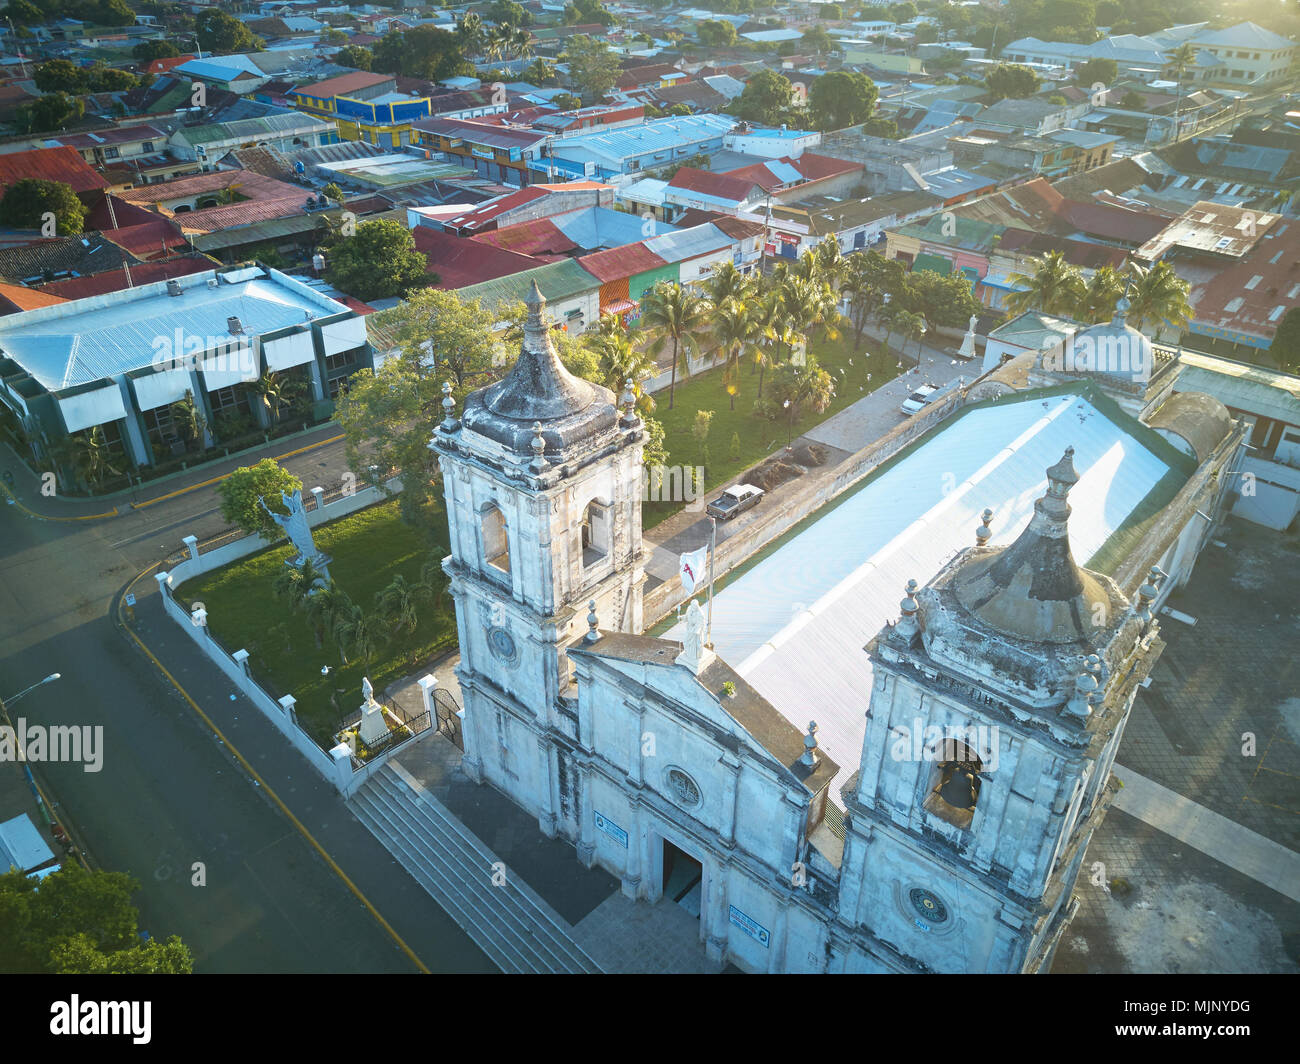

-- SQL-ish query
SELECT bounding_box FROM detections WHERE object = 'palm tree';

[751,286,794,399]
[639,281,711,410]
[1005,251,1086,318]
[780,275,841,348]
[1165,41,1198,138]
[333,603,385,668]
[272,557,329,615]
[593,325,658,415]
[254,371,289,427]
[506,25,533,60]
[1125,261,1192,339]
[704,260,752,307]
[1075,265,1125,323]
[711,298,756,410]
[895,309,927,367]
[57,426,121,491]
[306,584,352,653]
[170,389,208,452]
[376,574,434,662]
[811,235,847,292]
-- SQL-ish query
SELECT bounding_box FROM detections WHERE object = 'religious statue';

[675,598,713,675]
[259,489,331,583]
[957,314,978,360]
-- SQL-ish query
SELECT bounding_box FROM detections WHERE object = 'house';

[288,71,397,117]
[172,56,270,96]
[411,117,549,187]
[169,113,339,169]
[0,146,108,200]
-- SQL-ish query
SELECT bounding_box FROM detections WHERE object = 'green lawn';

[180,499,456,746]
[642,332,902,528]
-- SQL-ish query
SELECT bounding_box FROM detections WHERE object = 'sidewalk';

[1,422,347,522]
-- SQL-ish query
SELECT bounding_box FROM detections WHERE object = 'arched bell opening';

[923,739,983,830]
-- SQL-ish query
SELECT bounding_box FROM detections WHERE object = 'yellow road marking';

[117,563,429,974]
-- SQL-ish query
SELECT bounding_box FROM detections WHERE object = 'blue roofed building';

[541,114,737,180]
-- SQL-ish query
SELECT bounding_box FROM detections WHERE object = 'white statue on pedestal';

[358,676,388,746]
[958,314,977,360]
[675,599,714,675]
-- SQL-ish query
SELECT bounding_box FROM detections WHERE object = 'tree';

[524,57,558,85]
[564,34,620,102]
[335,45,373,71]
[0,178,86,236]
[378,287,502,393]
[0,864,192,974]
[169,389,208,451]
[1125,260,1191,338]
[1165,40,1197,132]
[731,68,797,126]
[1006,251,1086,318]
[305,584,353,653]
[195,9,263,53]
[1270,307,1300,374]
[375,574,433,662]
[486,0,532,27]
[54,426,120,491]
[751,285,795,398]
[374,26,472,81]
[711,298,756,410]
[809,70,879,132]
[820,2,843,17]
[640,282,711,410]
[698,19,738,48]
[324,219,428,302]
[332,604,386,668]
[216,458,304,540]
[320,26,348,44]
[1075,265,1124,323]
[1120,90,1144,110]
[842,250,905,346]
[898,268,981,331]
[589,319,658,415]
[552,91,582,110]
[322,182,345,204]
[16,92,82,134]
[34,59,89,94]
[1073,57,1117,87]
[3,0,43,25]
[273,557,330,615]
[861,115,900,138]
[984,63,1040,101]
[770,357,834,419]
[563,0,616,26]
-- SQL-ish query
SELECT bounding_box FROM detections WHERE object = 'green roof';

[897,213,1003,253]
[457,259,599,313]
[912,252,952,275]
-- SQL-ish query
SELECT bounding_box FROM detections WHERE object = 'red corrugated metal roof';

[578,243,667,283]
[667,167,762,204]
[473,218,578,257]
[101,218,189,260]
[0,146,108,196]
[791,152,863,182]
[291,71,392,100]
[414,227,545,289]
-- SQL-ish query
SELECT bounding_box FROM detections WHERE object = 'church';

[429,282,1244,974]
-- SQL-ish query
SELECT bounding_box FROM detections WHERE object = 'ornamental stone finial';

[530,421,547,472]
[975,507,993,546]
[800,721,819,767]
[585,599,600,643]
[440,380,460,433]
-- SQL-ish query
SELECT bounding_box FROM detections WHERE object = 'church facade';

[430,284,1236,973]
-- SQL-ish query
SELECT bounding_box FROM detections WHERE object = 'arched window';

[481,503,510,576]
[580,498,611,567]
[923,739,983,830]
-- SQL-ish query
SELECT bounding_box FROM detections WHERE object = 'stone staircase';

[350,765,603,974]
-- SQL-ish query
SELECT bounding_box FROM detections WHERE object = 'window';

[923,739,983,829]
[142,405,179,447]
[581,499,611,567]
[325,349,354,373]
[142,141,155,152]
[481,503,510,576]
[207,386,245,415]
[105,147,119,159]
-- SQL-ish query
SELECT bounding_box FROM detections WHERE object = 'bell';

[938,765,978,810]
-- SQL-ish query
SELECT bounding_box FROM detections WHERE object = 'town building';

[0,265,369,473]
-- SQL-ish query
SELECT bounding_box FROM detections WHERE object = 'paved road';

[0,434,491,973]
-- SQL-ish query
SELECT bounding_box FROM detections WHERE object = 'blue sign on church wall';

[594,811,627,848]
[729,905,770,948]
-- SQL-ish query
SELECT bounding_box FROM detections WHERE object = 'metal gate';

[433,688,463,750]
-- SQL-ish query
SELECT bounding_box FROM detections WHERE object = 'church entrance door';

[662,840,703,919]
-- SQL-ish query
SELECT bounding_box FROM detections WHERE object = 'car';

[900,383,941,415]
[706,484,765,521]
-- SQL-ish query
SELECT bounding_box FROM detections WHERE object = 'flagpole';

[706,516,716,648]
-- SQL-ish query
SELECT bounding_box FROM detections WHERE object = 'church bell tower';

[430,283,646,837]
[836,448,1165,973]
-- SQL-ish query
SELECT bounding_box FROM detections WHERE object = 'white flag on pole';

[679,545,708,594]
